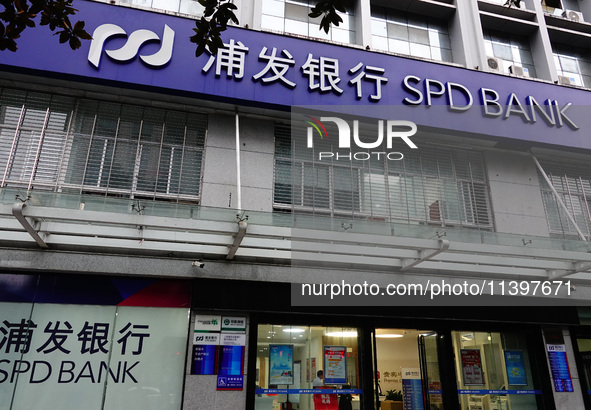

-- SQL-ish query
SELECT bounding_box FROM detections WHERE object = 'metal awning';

[2,201,591,282]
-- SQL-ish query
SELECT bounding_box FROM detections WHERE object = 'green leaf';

[58,30,69,43]
[69,35,81,50]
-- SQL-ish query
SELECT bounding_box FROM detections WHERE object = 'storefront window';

[255,324,362,410]
[452,331,541,410]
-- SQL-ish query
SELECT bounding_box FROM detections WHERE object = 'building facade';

[1,0,591,409]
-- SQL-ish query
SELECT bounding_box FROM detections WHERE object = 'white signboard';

[221,316,246,332]
[220,333,246,346]
[194,315,222,332]
[194,333,221,345]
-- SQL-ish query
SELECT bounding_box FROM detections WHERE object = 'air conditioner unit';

[509,65,529,77]
[558,75,576,85]
[487,56,501,72]
[562,10,584,22]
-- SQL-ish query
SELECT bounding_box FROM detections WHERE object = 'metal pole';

[235,111,241,210]
[530,151,587,241]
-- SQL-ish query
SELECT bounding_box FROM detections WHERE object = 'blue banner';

[217,375,244,390]
[458,390,541,395]
[255,389,363,395]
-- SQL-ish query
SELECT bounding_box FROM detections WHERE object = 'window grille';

[538,160,591,239]
[0,88,206,203]
[273,124,492,228]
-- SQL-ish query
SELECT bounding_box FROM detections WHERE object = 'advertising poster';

[192,345,218,375]
[217,345,245,376]
[324,345,347,384]
[461,349,485,386]
[504,350,527,386]
[269,344,294,385]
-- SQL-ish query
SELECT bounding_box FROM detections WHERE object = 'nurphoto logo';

[304,116,418,161]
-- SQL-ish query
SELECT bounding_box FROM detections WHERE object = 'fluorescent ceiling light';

[375,334,404,338]
[325,331,358,337]
[283,328,306,333]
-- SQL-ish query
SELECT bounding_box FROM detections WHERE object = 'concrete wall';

[200,114,275,212]
[484,151,551,237]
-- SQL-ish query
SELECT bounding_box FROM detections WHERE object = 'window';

[371,6,453,63]
[452,330,542,409]
[538,160,591,239]
[99,0,205,17]
[553,44,591,88]
[0,88,207,203]
[255,323,362,409]
[483,30,536,77]
[273,124,492,228]
[261,0,356,44]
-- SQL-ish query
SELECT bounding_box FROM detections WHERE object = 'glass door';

[419,332,444,410]
[373,329,440,410]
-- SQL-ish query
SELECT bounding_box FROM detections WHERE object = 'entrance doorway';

[373,329,443,410]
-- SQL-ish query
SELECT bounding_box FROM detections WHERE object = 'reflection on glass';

[371,6,453,63]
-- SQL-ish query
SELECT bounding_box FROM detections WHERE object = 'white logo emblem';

[88,23,174,68]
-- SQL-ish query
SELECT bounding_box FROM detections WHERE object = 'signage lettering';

[82,20,580,132]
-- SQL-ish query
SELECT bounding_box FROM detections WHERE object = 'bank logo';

[304,116,418,161]
[88,23,175,68]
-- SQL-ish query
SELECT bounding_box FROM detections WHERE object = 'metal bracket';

[227,220,247,260]
[401,239,449,271]
[548,261,591,280]
[12,202,48,248]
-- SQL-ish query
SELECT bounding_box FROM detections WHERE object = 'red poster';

[313,392,338,410]
[461,349,485,386]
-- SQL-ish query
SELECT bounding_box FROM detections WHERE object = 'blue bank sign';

[0,1,589,149]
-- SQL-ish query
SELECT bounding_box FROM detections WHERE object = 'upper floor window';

[0,88,207,203]
[543,0,582,15]
[483,30,536,77]
[102,0,204,17]
[273,124,492,229]
[261,0,356,44]
[538,160,591,240]
[552,44,591,88]
[370,6,453,63]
